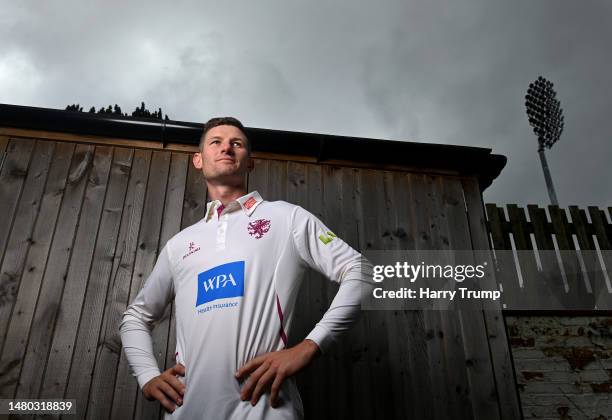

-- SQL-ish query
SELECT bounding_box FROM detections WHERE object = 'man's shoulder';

[163,219,206,251]
[259,200,316,220]
[260,199,299,213]
[258,200,325,229]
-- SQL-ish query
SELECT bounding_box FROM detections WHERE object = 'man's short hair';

[200,117,250,154]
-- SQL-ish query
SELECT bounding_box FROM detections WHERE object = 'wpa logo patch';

[196,261,245,307]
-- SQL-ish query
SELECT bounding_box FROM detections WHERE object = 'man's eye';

[232,142,242,147]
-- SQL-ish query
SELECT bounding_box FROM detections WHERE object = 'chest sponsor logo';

[248,219,271,239]
[196,261,245,306]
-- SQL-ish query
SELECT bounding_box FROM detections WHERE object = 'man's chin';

[205,172,246,185]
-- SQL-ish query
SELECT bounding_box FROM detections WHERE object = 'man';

[120,117,372,419]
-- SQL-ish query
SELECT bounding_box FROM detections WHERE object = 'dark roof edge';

[0,103,506,191]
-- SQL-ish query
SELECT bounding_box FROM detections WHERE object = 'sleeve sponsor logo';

[196,261,245,307]
[318,230,337,245]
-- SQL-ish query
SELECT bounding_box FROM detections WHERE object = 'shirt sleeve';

[290,206,373,353]
[119,244,175,389]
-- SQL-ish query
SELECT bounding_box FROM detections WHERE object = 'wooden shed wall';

[0,136,520,419]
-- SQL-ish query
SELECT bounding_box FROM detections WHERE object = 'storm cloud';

[1,0,610,206]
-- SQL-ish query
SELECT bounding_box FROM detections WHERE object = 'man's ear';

[193,152,203,169]
[247,157,255,172]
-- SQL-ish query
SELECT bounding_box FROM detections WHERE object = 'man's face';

[193,124,252,185]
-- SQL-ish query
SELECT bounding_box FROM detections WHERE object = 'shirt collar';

[204,191,264,222]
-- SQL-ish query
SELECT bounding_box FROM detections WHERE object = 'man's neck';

[206,183,248,206]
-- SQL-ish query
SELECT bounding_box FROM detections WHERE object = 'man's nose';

[220,141,234,154]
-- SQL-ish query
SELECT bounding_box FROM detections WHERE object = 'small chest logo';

[196,261,245,307]
[183,241,201,259]
[248,219,271,239]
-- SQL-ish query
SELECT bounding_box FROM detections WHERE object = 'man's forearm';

[306,262,372,353]
[119,313,162,389]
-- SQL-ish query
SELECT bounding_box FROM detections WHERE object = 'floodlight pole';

[537,143,559,206]
[525,76,564,206]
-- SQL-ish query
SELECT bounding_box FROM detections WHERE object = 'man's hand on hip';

[235,340,320,408]
[142,363,186,413]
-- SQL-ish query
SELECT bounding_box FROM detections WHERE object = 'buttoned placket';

[216,211,229,250]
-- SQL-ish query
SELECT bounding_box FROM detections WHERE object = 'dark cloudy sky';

[1,1,611,208]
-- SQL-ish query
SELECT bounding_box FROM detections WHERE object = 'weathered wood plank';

[160,153,189,377]
[485,204,521,309]
[379,171,418,419]
[0,138,35,266]
[180,159,207,229]
[38,146,114,399]
[0,136,9,172]
[13,144,94,400]
[296,162,327,418]
[587,207,612,309]
[506,205,540,309]
[284,161,308,352]
[0,140,54,353]
[0,142,74,399]
[464,180,522,420]
[410,173,456,420]
[589,207,611,250]
[442,177,497,420]
[133,151,173,420]
[527,205,565,309]
[266,159,288,202]
[428,176,473,419]
[548,206,587,309]
[111,150,170,420]
[62,147,134,417]
[86,149,151,420]
[318,164,352,419]
[246,158,269,197]
[569,206,608,310]
[355,168,397,419]
[337,166,374,420]
[390,172,432,420]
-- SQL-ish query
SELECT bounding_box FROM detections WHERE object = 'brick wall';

[506,316,612,419]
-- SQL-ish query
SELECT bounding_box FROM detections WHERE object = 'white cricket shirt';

[120,191,371,419]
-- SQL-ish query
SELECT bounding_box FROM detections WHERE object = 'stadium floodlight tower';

[525,76,564,205]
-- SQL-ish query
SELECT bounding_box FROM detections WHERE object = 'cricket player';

[120,117,372,419]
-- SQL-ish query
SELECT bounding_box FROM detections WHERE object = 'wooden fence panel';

[355,169,396,419]
[549,206,589,308]
[0,136,520,419]
[64,147,134,417]
[39,146,113,400]
[464,181,522,420]
[87,149,151,420]
[0,138,35,267]
[389,172,431,420]
[146,152,188,420]
[485,203,612,311]
[112,151,170,418]
[0,140,54,354]
[569,206,609,309]
[0,136,9,171]
[0,142,74,400]
[443,177,500,420]
[13,144,94,401]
